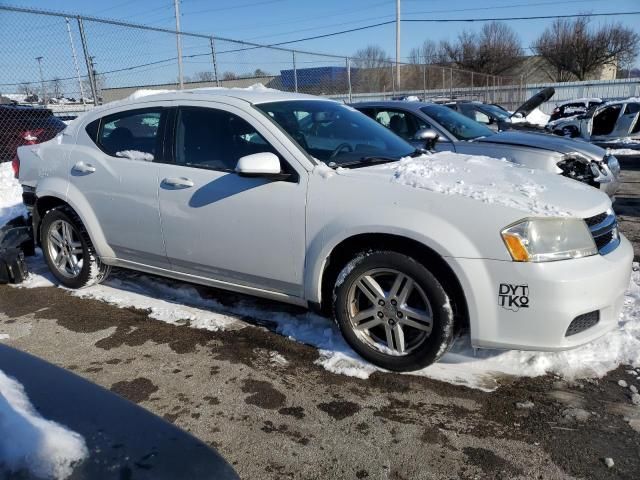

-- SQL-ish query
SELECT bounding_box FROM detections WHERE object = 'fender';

[304,207,496,305]
[36,178,115,260]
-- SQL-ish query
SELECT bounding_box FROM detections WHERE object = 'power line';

[403,11,640,23]
[403,0,610,16]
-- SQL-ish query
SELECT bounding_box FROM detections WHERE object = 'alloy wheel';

[47,219,84,278]
[346,268,433,356]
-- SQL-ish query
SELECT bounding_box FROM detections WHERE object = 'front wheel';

[41,206,110,289]
[332,251,455,371]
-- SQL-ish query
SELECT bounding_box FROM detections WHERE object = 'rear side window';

[92,108,164,161]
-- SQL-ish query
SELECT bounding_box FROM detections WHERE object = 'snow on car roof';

[125,83,321,105]
[558,97,603,106]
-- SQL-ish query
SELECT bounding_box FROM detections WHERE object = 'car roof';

[351,100,430,111]
[122,86,322,106]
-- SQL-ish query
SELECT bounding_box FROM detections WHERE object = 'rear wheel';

[41,206,110,288]
[332,251,455,371]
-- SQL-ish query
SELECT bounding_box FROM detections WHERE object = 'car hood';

[474,131,606,160]
[334,152,610,219]
[512,87,555,118]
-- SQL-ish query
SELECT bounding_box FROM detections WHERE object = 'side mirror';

[414,128,439,150]
[235,152,289,180]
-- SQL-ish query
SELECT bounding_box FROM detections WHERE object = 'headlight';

[501,218,597,262]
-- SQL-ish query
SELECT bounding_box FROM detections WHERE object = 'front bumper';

[597,155,621,197]
[451,234,633,351]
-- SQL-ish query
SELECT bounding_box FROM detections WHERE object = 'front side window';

[420,104,494,140]
[256,100,416,167]
[175,107,278,171]
[96,109,162,160]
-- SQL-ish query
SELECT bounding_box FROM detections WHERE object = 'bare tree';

[19,82,34,96]
[253,68,269,77]
[222,71,238,81]
[351,45,392,92]
[533,18,640,81]
[440,21,523,75]
[188,71,216,82]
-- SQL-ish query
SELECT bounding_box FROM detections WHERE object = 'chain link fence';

[0,5,525,162]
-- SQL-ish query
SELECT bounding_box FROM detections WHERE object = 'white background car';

[16,88,633,371]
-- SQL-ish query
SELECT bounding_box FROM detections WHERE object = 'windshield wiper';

[338,156,399,168]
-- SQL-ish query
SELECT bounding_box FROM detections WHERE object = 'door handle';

[72,161,96,174]
[161,177,194,189]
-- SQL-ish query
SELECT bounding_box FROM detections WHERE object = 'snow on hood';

[0,369,88,479]
[361,152,607,217]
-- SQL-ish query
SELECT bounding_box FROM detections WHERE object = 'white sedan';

[15,87,633,371]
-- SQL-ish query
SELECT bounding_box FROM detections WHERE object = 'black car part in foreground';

[0,345,239,479]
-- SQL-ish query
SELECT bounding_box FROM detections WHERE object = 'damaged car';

[445,87,555,133]
[15,88,632,372]
[548,98,640,145]
[353,100,620,196]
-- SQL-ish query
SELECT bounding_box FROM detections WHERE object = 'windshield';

[256,100,416,167]
[420,104,494,140]
[478,104,511,120]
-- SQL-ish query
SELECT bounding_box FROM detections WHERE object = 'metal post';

[174,0,184,89]
[35,56,46,105]
[470,71,474,99]
[391,62,396,95]
[65,18,85,105]
[77,17,98,106]
[442,68,445,96]
[209,37,220,87]
[422,57,427,100]
[346,57,352,103]
[449,68,453,99]
[292,51,298,93]
[395,0,401,88]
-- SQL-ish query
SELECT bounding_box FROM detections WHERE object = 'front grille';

[566,311,600,337]
[584,210,619,255]
[584,212,607,227]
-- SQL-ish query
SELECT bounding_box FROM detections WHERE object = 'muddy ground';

[1,157,639,480]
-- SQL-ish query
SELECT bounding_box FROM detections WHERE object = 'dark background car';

[0,105,67,165]
[444,87,556,133]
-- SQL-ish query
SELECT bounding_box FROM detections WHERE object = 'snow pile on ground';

[14,252,640,391]
[0,370,88,479]
[374,153,573,216]
[0,162,26,226]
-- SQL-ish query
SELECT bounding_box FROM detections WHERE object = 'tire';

[332,251,455,372]
[40,206,110,289]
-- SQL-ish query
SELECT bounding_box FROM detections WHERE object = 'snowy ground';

[2,161,639,391]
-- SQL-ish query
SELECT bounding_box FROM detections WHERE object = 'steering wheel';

[329,142,354,159]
